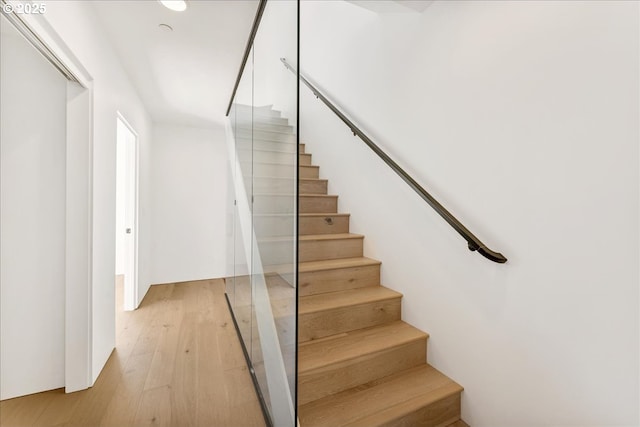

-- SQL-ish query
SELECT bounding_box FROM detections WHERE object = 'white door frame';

[116,112,139,312]
[11,9,96,393]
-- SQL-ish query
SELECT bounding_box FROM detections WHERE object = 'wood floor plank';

[0,390,53,426]
[98,351,155,427]
[133,385,172,427]
[0,278,265,427]
[169,313,198,427]
[32,389,82,427]
[143,299,184,391]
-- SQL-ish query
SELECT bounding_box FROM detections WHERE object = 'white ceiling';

[347,0,433,14]
[92,0,259,128]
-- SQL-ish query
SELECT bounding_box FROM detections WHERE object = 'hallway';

[0,279,265,427]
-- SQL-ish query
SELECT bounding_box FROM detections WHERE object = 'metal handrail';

[281,58,507,263]
[225,0,267,117]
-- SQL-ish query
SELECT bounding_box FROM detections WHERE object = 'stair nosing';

[299,321,427,373]
[299,286,402,315]
[299,365,463,427]
[299,257,380,273]
[300,233,363,242]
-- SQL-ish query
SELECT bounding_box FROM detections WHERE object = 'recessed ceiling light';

[159,24,174,32]
[159,0,187,12]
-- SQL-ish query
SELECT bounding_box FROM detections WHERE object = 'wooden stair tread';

[299,364,463,427]
[299,212,349,218]
[299,321,427,372]
[299,257,380,273]
[253,193,335,197]
[446,421,470,427]
[299,286,401,315]
[260,233,363,243]
[253,213,349,219]
[300,233,363,242]
[241,161,317,167]
[241,177,324,182]
[236,127,294,136]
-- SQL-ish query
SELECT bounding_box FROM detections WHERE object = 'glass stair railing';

[224,2,299,426]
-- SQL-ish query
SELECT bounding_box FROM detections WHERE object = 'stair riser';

[236,122,292,132]
[253,195,335,214]
[238,150,293,164]
[239,163,318,179]
[236,140,297,153]
[258,242,296,266]
[300,196,338,214]
[299,339,426,406]
[300,237,363,262]
[300,153,312,165]
[250,179,325,195]
[235,115,288,126]
[300,180,327,194]
[252,178,295,194]
[299,297,401,342]
[234,105,282,119]
[300,166,319,179]
[372,393,461,427]
[254,216,294,237]
[300,215,349,235]
[236,150,310,166]
[300,144,306,154]
[236,128,295,143]
[299,264,380,296]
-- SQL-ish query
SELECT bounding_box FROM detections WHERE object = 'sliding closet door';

[0,16,68,400]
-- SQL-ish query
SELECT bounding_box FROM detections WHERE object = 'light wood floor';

[0,278,266,427]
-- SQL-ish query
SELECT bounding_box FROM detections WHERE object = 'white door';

[116,115,138,311]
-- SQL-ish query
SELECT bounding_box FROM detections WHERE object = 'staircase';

[233,105,467,427]
[297,142,466,427]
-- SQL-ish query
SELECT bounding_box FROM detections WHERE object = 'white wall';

[300,1,639,426]
[150,124,229,284]
[0,20,67,399]
[42,0,154,382]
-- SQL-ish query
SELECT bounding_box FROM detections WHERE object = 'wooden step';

[300,179,327,195]
[300,143,306,154]
[253,214,294,237]
[253,211,349,237]
[299,257,380,296]
[298,286,401,342]
[234,104,283,118]
[299,233,363,262]
[248,177,326,194]
[300,194,338,213]
[236,127,295,143]
[236,149,309,166]
[239,162,318,179]
[253,194,295,214]
[298,321,427,405]
[299,364,463,427]
[301,165,320,179]
[236,121,293,133]
[299,213,349,235]
[446,421,470,427]
[251,177,295,194]
[235,115,289,126]
[253,194,337,214]
[236,139,297,153]
[300,153,312,165]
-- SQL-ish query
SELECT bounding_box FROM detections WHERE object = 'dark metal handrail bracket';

[280,58,507,263]
[225,0,268,117]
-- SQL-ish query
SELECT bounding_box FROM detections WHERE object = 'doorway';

[115,114,138,312]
